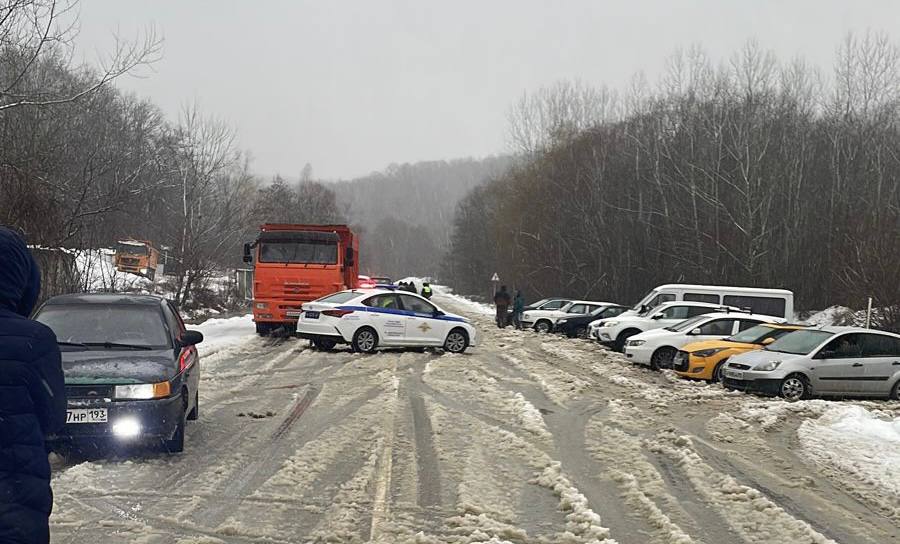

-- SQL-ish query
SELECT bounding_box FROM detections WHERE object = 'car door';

[858,333,900,395]
[362,293,406,344]
[810,333,865,394]
[399,294,444,346]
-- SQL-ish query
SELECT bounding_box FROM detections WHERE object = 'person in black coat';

[0,227,66,544]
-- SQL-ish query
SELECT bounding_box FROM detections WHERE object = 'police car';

[295,289,477,353]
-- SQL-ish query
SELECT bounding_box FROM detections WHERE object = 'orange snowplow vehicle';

[114,240,160,280]
[243,224,359,335]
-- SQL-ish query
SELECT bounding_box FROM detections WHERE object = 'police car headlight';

[755,361,782,372]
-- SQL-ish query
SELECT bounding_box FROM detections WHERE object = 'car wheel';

[890,380,900,401]
[575,326,588,339]
[164,395,187,453]
[779,374,810,402]
[187,390,199,421]
[650,347,676,371]
[614,329,640,353]
[712,360,729,383]
[444,329,469,354]
[352,327,378,353]
[313,338,337,351]
[534,320,552,334]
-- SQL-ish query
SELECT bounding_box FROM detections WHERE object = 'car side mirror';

[690,328,702,335]
[814,349,834,360]
[242,243,252,263]
[179,330,204,347]
[762,337,775,345]
[433,310,445,317]
[651,313,663,320]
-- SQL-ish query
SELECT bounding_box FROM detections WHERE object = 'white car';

[295,289,477,353]
[522,300,614,333]
[623,312,786,369]
[592,301,742,352]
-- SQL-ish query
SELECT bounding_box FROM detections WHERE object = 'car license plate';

[724,369,744,380]
[286,310,302,317]
[66,408,107,424]
[305,311,320,319]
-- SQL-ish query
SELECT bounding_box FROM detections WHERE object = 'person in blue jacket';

[0,227,66,544]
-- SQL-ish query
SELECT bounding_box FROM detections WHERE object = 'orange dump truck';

[243,224,360,335]
[114,240,159,280]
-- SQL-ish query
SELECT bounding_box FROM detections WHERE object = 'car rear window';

[36,304,171,349]
[317,292,358,304]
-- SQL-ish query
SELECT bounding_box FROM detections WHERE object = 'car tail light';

[323,309,354,318]
[179,346,197,372]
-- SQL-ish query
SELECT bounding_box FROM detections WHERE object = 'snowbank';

[192,314,256,358]
[75,249,152,293]
[798,405,900,501]
[433,285,494,316]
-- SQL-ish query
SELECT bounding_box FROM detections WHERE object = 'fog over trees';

[447,35,900,330]
[2,1,897,329]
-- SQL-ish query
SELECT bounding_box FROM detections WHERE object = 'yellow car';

[673,323,808,382]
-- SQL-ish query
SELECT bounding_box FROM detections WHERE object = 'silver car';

[722,326,900,401]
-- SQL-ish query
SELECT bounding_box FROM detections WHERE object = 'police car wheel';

[444,329,469,354]
[352,327,378,353]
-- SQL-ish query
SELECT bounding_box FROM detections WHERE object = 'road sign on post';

[490,272,500,300]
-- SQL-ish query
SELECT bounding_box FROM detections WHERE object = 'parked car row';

[522,283,900,400]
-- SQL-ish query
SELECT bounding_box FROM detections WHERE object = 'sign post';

[490,272,500,300]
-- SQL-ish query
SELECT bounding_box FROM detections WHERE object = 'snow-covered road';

[49,293,900,544]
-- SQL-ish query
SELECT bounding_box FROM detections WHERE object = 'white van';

[624,284,794,320]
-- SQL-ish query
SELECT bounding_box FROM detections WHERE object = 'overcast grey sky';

[76,0,899,179]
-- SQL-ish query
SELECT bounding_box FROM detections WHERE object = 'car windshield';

[259,240,338,264]
[726,324,776,343]
[316,292,358,304]
[35,304,171,349]
[765,330,834,355]
[667,315,708,332]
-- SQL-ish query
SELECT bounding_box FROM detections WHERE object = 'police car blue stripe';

[335,305,467,323]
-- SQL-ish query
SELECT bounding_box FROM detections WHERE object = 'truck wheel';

[255,323,270,337]
[187,390,199,420]
[352,327,378,353]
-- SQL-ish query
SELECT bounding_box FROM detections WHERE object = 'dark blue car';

[35,294,203,453]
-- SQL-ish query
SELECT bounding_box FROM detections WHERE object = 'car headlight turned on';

[112,418,142,438]
[693,347,727,358]
[627,339,645,347]
[114,382,171,400]
[755,360,782,372]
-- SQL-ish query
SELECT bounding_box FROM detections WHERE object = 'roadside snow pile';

[75,249,152,292]
[433,285,494,316]
[193,314,256,358]
[802,306,857,326]
[798,405,900,502]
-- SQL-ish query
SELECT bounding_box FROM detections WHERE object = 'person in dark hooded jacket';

[0,227,66,544]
